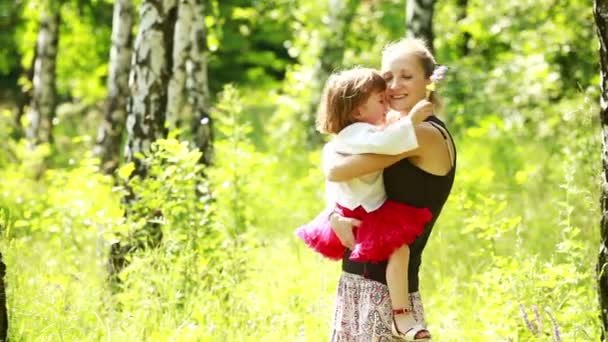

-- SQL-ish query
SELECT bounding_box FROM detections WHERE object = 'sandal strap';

[392,307,412,315]
[403,324,430,340]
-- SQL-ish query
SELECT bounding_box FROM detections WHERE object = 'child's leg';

[387,245,416,329]
[387,245,430,339]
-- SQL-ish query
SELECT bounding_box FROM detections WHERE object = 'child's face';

[353,91,387,126]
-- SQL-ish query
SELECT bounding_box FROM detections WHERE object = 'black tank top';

[383,116,456,218]
[341,116,457,283]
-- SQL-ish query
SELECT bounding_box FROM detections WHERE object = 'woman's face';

[381,53,430,114]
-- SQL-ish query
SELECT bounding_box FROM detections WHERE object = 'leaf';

[118,162,135,180]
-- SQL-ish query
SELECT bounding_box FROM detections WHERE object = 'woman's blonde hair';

[316,67,386,134]
[382,37,443,112]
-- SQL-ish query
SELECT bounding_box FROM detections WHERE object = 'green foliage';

[14,0,113,105]
[0,0,603,340]
[0,1,24,78]
[435,0,596,132]
[210,84,324,237]
[109,138,254,339]
[207,0,296,93]
[209,85,254,234]
[420,99,600,340]
[56,1,113,102]
[0,147,121,339]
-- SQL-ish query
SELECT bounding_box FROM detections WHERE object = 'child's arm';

[325,124,438,182]
[333,116,418,155]
[325,151,412,182]
[333,99,434,156]
[409,99,434,125]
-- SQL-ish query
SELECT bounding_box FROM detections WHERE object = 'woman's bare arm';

[325,124,441,182]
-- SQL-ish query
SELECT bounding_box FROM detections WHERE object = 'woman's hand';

[330,213,361,249]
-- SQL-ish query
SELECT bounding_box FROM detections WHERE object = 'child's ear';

[351,109,361,120]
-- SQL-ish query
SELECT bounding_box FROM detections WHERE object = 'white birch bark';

[167,0,212,165]
[406,0,436,53]
[307,0,359,143]
[94,0,134,174]
[166,0,192,129]
[188,0,213,165]
[26,9,60,147]
[125,0,177,176]
[594,0,608,335]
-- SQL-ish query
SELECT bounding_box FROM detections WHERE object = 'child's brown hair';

[316,67,386,134]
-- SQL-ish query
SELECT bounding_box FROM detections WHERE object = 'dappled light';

[0,0,601,340]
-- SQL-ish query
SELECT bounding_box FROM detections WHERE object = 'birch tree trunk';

[187,0,212,166]
[165,0,189,131]
[307,0,359,143]
[94,0,134,175]
[457,0,470,56]
[26,8,60,147]
[319,0,359,86]
[167,0,213,165]
[14,47,36,139]
[595,0,608,337]
[125,0,177,177]
[0,253,6,342]
[405,0,436,54]
[110,0,178,281]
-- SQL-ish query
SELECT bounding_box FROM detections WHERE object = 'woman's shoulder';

[417,121,447,142]
[416,117,456,169]
[410,121,453,158]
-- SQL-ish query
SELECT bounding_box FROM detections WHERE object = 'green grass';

[1,103,602,341]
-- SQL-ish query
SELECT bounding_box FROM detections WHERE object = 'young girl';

[296,67,432,341]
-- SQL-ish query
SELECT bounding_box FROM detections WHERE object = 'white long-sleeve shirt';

[324,116,418,212]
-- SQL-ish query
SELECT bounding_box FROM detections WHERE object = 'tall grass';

[0,88,602,341]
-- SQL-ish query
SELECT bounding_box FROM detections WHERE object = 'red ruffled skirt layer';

[295,200,432,262]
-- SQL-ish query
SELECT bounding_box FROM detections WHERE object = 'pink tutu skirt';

[295,201,432,262]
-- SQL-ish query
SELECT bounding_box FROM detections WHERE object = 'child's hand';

[409,99,434,125]
[384,110,400,125]
[330,213,360,249]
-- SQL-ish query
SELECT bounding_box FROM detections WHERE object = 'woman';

[326,38,456,341]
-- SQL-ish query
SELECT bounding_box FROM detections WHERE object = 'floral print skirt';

[329,272,426,342]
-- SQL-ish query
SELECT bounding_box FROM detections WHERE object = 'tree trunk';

[595,0,608,338]
[0,253,6,342]
[26,8,60,147]
[167,0,213,165]
[14,46,37,139]
[125,0,177,177]
[110,0,177,282]
[319,0,359,85]
[165,0,190,131]
[307,0,360,143]
[94,0,134,175]
[405,0,436,54]
[456,0,470,56]
[187,0,213,166]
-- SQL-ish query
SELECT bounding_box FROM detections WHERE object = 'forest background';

[0,0,602,341]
